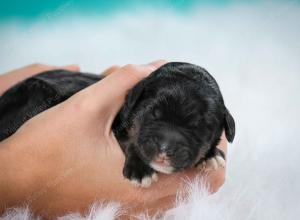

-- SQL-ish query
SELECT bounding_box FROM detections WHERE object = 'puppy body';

[114,63,235,186]
[0,62,235,187]
[0,71,102,140]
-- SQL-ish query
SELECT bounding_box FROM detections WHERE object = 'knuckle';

[29,63,43,69]
[122,64,153,81]
[121,64,143,81]
[67,92,93,114]
[123,64,138,73]
[102,65,121,76]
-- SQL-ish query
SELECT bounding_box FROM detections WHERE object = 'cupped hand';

[0,61,227,218]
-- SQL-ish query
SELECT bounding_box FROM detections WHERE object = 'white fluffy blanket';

[1,2,299,219]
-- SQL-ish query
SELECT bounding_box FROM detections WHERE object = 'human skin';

[0,62,227,219]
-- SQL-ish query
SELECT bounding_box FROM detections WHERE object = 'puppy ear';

[224,107,235,143]
[122,81,145,121]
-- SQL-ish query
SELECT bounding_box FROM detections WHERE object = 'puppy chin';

[150,162,174,174]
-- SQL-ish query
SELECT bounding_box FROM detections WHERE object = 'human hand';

[0,61,227,218]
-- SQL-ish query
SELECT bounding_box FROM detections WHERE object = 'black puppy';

[0,62,235,187]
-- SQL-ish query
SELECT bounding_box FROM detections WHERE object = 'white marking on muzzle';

[150,162,174,174]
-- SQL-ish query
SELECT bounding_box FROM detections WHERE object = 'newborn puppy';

[0,62,235,188]
[114,62,235,187]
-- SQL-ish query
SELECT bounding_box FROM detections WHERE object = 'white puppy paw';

[130,172,158,188]
[197,155,226,171]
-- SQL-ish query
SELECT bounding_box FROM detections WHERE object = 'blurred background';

[0,0,300,219]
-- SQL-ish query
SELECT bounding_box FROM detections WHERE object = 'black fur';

[0,62,235,184]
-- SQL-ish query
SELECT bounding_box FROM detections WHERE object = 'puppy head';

[120,62,235,174]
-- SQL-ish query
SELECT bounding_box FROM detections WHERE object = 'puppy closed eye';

[151,107,162,119]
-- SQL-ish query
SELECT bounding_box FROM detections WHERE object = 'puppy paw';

[197,149,226,171]
[130,173,158,188]
[123,160,158,188]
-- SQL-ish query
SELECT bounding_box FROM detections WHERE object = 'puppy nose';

[157,152,168,162]
[155,152,170,166]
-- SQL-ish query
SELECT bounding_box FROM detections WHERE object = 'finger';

[61,64,80,72]
[27,64,80,73]
[88,64,156,114]
[21,63,79,76]
[148,59,167,69]
[99,61,167,117]
[101,60,167,77]
[218,131,228,155]
[143,167,225,201]
[101,65,121,76]
[77,60,167,119]
[129,194,174,217]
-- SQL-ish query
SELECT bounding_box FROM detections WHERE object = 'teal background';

[0,0,271,20]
